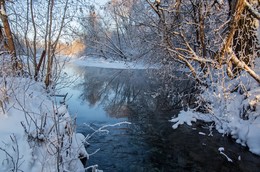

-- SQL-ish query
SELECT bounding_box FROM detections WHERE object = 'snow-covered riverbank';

[0,77,87,171]
[171,59,260,156]
[70,56,159,69]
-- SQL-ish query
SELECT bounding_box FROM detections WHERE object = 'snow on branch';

[0,3,6,16]
[83,121,131,141]
[218,147,233,162]
[170,110,197,129]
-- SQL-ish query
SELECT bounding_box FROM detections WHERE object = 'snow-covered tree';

[4,0,83,87]
[144,0,260,83]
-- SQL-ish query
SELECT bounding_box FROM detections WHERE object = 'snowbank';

[170,66,260,156]
[0,77,88,171]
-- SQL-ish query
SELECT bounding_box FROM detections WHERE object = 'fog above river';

[62,63,195,120]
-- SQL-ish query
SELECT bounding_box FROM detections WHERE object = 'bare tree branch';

[245,0,260,19]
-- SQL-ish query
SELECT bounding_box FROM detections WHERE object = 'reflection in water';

[76,67,196,118]
[61,64,260,172]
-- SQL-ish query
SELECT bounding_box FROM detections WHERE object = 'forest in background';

[0,0,259,86]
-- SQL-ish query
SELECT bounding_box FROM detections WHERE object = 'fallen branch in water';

[83,121,131,142]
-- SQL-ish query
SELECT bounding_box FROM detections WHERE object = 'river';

[59,62,260,172]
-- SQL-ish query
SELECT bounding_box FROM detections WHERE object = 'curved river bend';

[59,63,260,172]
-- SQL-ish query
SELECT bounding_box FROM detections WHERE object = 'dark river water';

[59,63,260,172]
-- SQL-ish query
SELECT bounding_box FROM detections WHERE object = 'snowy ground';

[70,56,159,69]
[0,77,87,172]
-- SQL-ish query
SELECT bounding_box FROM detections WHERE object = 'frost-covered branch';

[218,147,233,162]
[245,0,260,19]
[0,134,24,172]
[84,121,131,141]
[85,164,103,172]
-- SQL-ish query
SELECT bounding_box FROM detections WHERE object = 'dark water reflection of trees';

[76,67,196,118]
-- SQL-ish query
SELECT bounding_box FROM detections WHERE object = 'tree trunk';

[0,0,18,71]
[232,1,259,73]
[0,24,8,50]
[30,0,38,79]
[230,49,260,83]
[218,0,260,84]
[34,50,46,81]
[215,0,246,65]
[45,0,54,88]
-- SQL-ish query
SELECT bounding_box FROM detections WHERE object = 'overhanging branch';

[245,0,260,19]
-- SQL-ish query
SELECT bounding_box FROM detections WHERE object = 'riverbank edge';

[0,77,88,171]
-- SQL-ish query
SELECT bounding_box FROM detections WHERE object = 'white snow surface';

[70,56,158,69]
[0,77,87,172]
[171,59,260,156]
[170,110,197,129]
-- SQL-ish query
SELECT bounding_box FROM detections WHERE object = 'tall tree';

[0,0,18,71]
[216,0,260,82]
[80,5,102,56]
